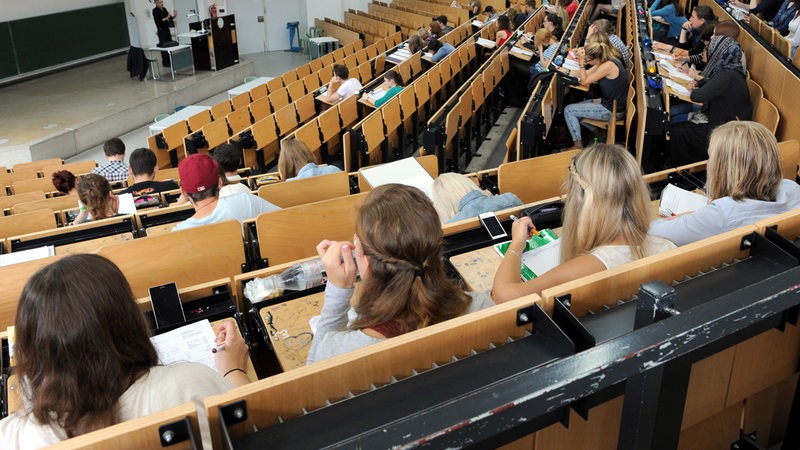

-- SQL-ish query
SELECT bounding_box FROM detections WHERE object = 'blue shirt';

[649,0,688,39]
[288,163,342,181]
[446,191,524,223]
[172,192,279,232]
[649,179,800,246]
[430,43,455,63]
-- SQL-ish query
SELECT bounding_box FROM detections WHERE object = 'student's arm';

[690,72,727,103]
[579,60,613,86]
[491,217,606,303]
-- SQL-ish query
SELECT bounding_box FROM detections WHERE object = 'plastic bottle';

[244,258,358,302]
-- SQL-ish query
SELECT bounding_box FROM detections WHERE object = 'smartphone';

[149,282,186,329]
[479,212,508,240]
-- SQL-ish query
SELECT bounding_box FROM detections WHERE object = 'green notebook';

[494,229,560,281]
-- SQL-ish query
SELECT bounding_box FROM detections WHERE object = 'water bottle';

[244,258,359,302]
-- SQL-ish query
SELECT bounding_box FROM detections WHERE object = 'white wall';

[263,0,301,51]
[4,0,119,22]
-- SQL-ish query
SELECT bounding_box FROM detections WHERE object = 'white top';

[649,179,800,246]
[0,362,231,450]
[336,78,363,100]
[219,182,252,198]
[172,192,279,231]
[787,14,800,50]
[590,235,677,269]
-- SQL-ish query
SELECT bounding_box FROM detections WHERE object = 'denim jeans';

[564,100,612,142]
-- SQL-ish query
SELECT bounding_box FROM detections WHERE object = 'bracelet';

[79,206,87,211]
[507,248,522,258]
[223,368,246,377]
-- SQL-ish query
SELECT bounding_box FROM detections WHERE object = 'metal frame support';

[158,417,198,449]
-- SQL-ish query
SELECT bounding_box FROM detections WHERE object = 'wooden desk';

[149,105,211,135]
[449,246,501,298]
[259,292,324,371]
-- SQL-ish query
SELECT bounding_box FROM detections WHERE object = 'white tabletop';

[227,76,274,98]
[309,37,339,44]
[148,44,192,53]
[149,105,211,135]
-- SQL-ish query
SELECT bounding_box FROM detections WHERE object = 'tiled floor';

[0,50,311,167]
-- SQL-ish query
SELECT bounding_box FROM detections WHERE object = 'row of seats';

[0,159,98,197]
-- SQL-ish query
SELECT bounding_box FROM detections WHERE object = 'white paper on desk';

[476,37,496,48]
[665,79,690,96]
[652,50,674,61]
[562,58,581,71]
[150,319,218,371]
[510,46,534,57]
[360,157,435,199]
[118,193,137,215]
[659,183,708,217]
[521,240,562,277]
[371,88,387,99]
[658,61,693,81]
[472,20,484,27]
[0,246,54,267]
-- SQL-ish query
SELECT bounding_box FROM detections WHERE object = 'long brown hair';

[352,184,471,333]
[15,254,158,438]
[278,138,318,180]
[77,173,114,220]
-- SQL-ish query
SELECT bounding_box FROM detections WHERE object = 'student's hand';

[213,319,249,377]
[316,239,357,289]
[175,192,189,205]
[510,216,535,247]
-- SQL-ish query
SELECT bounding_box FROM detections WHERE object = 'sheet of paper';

[476,37,496,48]
[562,58,581,71]
[118,192,137,215]
[652,50,674,61]
[0,246,54,267]
[472,20,485,27]
[521,240,561,277]
[658,61,693,81]
[510,46,533,57]
[665,79,690,96]
[659,183,708,216]
[359,157,435,199]
[150,319,218,371]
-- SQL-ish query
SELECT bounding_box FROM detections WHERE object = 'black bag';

[158,40,179,48]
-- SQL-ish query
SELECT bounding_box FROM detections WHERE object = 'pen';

[211,344,226,354]
[509,215,541,237]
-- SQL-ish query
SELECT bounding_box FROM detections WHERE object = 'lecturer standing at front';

[153,0,177,66]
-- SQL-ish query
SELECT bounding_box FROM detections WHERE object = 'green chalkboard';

[0,23,16,79]
[2,4,129,77]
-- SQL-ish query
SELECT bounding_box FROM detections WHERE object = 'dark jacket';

[127,46,149,81]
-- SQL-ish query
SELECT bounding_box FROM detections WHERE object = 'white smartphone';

[479,212,508,239]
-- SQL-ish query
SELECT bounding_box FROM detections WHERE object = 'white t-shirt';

[219,182,251,198]
[336,78,363,99]
[172,192,279,232]
[590,235,677,269]
[0,362,231,450]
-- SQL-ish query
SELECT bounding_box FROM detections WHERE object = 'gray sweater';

[306,283,495,364]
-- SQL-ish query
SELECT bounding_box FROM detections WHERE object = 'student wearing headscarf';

[666,34,751,166]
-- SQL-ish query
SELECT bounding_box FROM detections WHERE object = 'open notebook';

[359,157,435,198]
[494,229,561,281]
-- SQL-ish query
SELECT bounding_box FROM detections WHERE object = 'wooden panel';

[534,396,622,450]
[778,140,799,179]
[0,208,56,238]
[97,220,245,299]
[11,177,57,195]
[12,195,79,215]
[256,193,367,266]
[12,158,62,173]
[48,403,199,450]
[497,150,580,204]
[0,255,62,330]
[43,160,97,177]
[741,373,799,448]
[0,191,46,213]
[204,294,539,449]
[257,171,349,208]
[677,402,743,450]
[754,206,800,240]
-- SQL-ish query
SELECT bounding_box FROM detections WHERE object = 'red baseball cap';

[178,154,219,194]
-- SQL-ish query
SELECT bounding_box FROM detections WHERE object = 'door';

[173,0,200,38]
[227,0,267,54]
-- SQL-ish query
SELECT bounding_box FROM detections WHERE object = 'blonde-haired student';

[492,144,676,303]
[650,121,800,246]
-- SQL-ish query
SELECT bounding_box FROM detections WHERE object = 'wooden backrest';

[269,88,291,112]
[274,103,299,136]
[204,294,539,449]
[187,109,213,131]
[48,403,200,450]
[286,79,307,102]
[0,191,46,214]
[257,171,350,208]
[778,140,799,180]
[11,177,57,195]
[338,95,359,128]
[266,77,284,94]
[12,158,62,173]
[303,73,322,93]
[6,214,136,255]
[754,207,800,240]
[754,97,780,134]
[249,96,272,122]
[249,83,268,101]
[226,108,253,134]
[256,193,367,266]
[747,79,763,118]
[210,100,233,120]
[497,150,580,203]
[295,94,316,125]
[97,220,246,298]
[292,120,323,158]
[163,120,190,150]
[231,91,252,110]
[12,195,79,215]
[0,169,41,191]
[0,209,56,239]
[43,160,97,178]
[296,63,311,78]
[0,255,62,330]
